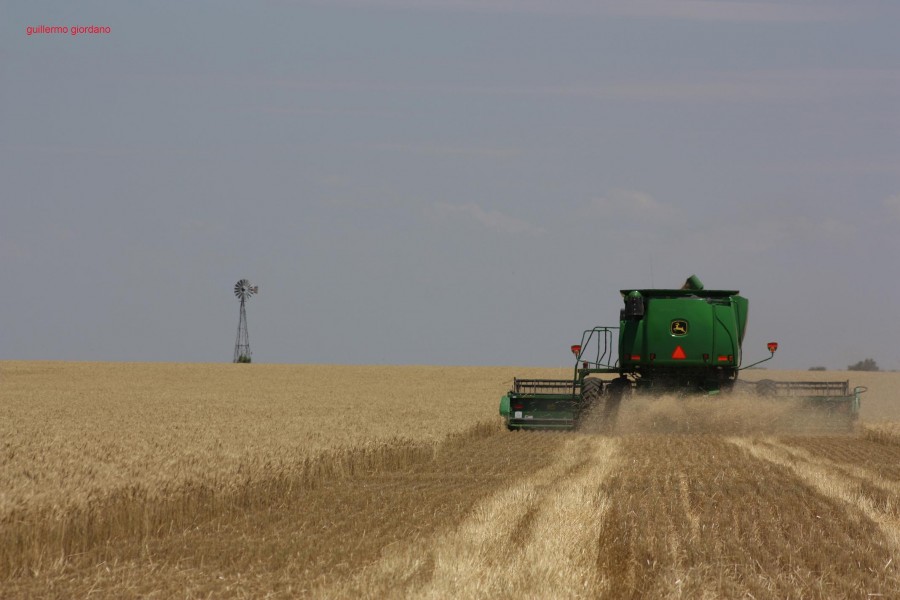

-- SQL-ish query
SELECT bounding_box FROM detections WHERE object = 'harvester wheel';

[582,378,602,405]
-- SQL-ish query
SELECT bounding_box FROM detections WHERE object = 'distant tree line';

[808,359,881,371]
[848,358,879,372]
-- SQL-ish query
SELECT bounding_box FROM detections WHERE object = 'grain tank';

[616,274,747,394]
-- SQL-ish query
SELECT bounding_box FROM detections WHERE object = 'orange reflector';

[671,346,686,360]
[717,355,728,362]
[630,354,641,361]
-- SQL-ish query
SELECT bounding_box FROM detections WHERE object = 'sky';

[2,0,899,369]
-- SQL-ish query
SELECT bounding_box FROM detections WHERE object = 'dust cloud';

[580,391,857,435]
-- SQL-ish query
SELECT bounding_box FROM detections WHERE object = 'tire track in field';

[732,436,900,554]
[597,434,900,598]
[419,435,619,599]
[320,434,620,599]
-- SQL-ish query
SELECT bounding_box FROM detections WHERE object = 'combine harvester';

[500,275,866,431]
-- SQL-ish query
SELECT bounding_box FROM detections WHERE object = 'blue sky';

[2,0,899,369]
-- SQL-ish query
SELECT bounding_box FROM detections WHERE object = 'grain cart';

[499,275,865,430]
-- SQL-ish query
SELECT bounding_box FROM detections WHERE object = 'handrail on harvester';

[572,326,619,380]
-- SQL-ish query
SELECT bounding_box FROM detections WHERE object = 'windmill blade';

[234,279,250,298]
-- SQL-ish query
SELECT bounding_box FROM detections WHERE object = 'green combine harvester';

[500,275,866,430]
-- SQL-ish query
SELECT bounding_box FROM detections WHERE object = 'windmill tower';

[233,279,258,363]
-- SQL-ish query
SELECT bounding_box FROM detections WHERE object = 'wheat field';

[2,361,900,597]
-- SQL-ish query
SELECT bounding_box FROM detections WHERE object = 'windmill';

[233,279,258,363]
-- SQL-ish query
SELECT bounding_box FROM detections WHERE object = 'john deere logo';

[671,320,688,336]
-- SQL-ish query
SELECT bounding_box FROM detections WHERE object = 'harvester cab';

[499,275,864,431]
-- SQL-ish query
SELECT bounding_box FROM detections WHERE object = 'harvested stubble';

[598,434,900,597]
[4,362,900,598]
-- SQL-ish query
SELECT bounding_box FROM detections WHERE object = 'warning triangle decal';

[671,346,686,359]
